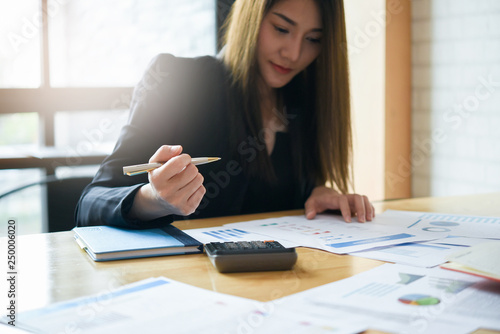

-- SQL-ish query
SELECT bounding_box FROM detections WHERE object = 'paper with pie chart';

[292,264,500,327]
[377,210,500,240]
[289,263,500,331]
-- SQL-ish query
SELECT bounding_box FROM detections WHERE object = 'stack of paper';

[10,209,500,333]
[353,210,500,267]
[189,214,448,254]
[184,210,500,333]
[184,210,500,268]
[9,267,500,334]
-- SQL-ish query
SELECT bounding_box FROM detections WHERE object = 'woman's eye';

[274,26,289,34]
[307,37,321,44]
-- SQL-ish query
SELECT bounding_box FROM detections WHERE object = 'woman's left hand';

[304,186,375,223]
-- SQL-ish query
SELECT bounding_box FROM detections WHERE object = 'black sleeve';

[75,54,213,228]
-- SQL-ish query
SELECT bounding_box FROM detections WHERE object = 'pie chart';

[398,294,440,306]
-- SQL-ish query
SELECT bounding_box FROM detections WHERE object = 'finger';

[186,184,206,213]
[177,173,205,211]
[306,210,317,220]
[149,145,182,163]
[168,163,199,189]
[338,195,352,223]
[304,198,318,220]
[158,154,192,180]
[363,196,374,221]
[166,173,204,214]
[353,194,366,223]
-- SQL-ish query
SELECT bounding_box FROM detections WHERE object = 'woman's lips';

[271,62,292,75]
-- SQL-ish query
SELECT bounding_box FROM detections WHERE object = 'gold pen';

[123,157,221,176]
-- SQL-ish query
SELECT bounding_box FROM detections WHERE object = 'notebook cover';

[72,225,203,256]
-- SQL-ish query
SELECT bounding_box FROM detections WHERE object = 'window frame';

[0,0,133,175]
[0,0,229,174]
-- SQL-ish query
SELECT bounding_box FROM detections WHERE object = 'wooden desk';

[3,193,500,333]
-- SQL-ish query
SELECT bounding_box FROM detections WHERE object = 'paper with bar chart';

[224,214,448,254]
[183,226,299,248]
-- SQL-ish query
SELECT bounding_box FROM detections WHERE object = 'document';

[351,236,486,267]
[277,263,500,334]
[225,214,447,254]
[271,296,478,334]
[378,210,500,239]
[236,306,367,334]
[12,277,365,334]
[14,277,258,334]
[0,323,33,333]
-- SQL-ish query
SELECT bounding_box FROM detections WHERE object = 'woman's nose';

[281,36,302,63]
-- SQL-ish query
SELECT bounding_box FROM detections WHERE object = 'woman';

[76,0,375,228]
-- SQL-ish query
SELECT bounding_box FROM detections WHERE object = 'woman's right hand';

[129,145,206,221]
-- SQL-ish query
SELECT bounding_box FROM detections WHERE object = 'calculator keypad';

[204,240,298,273]
[205,240,290,255]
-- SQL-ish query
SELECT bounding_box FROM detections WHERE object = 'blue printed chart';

[289,263,500,333]
[379,210,500,239]
[183,226,299,248]
[224,215,447,254]
[202,228,251,241]
[352,236,487,267]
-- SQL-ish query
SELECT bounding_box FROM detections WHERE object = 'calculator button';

[225,242,237,249]
[239,241,252,249]
[212,243,224,250]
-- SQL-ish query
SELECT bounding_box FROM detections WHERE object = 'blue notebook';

[73,225,203,261]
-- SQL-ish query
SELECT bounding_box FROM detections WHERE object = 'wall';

[345,0,386,200]
[412,0,500,197]
[385,0,411,200]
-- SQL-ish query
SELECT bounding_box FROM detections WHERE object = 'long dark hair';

[222,0,352,194]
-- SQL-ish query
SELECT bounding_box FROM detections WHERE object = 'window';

[0,0,217,234]
[48,0,216,87]
[0,113,39,147]
[0,169,44,236]
[0,0,42,88]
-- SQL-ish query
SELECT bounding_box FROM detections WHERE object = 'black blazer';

[75,54,314,228]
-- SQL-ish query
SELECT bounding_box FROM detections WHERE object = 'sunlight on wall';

[345,0,386,200]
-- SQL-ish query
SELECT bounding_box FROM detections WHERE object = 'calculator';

[204,241,297,273]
